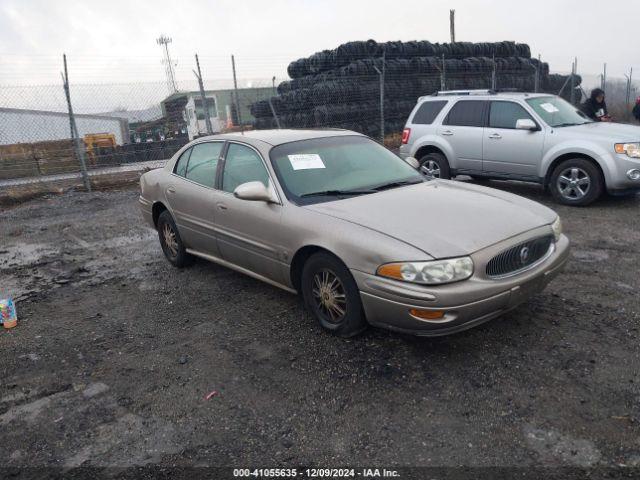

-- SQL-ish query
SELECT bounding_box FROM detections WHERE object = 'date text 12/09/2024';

[233,468,400,478]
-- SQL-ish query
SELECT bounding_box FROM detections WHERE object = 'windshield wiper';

[300,189,377,198]
[371,179,424,191]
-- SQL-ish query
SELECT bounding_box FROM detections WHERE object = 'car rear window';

[412,100,448,124]
[443,100,487,127]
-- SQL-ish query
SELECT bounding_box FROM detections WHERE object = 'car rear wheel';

[301,252,367,337]
[549,158,603,206]
[418,152,451,179]
[157,210,192,268]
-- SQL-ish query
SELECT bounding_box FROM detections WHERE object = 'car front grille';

[486,235,554,278]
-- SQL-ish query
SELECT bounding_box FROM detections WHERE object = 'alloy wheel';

[420,160,441,178]
[312,269,347,324]
[557,167,591,200]
[162,223,179,257]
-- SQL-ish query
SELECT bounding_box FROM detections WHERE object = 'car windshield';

[526,96,592,128]
[269,135,424,204]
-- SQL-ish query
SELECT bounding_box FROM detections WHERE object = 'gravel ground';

[1,182,639,478]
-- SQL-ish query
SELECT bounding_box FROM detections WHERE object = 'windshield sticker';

[540,103,560,113]
[288,154,326,170]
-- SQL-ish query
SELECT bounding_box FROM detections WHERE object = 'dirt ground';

[1,182,639,478]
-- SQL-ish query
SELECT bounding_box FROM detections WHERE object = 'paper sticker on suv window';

[288,154,325,170]
[540,103,560,113]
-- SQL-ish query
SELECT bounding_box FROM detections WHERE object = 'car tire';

[418,152,451,179]
[157,210,193,268]
[301,252,368,337]
[549,158,603,206]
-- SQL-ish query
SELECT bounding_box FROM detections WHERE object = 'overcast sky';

[0,0,638,88]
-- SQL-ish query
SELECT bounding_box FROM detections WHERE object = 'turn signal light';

[410,309,445,320]
[401,128,411,144]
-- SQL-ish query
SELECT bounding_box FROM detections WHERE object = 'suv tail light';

[401,128,411,144]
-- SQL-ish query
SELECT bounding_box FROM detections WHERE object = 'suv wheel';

[301,252,368,337]
[549,158,603,206]
[418,152,451,179]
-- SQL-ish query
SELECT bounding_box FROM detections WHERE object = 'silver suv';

[399,90,640,206]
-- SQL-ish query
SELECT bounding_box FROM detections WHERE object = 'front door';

[212,142,286,285]
[482,101,545,179]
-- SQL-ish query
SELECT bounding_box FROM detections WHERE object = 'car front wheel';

[301,252,367,337]
[549,158,603,206]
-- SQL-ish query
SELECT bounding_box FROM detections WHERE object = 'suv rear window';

[444,100,487,127]
[412,101,447,124]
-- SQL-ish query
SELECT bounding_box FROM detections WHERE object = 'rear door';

[164,141,225,256]
[482,100,545,179]
[437,100,487,173]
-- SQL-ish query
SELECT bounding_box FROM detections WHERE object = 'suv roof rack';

[430,89,493,97]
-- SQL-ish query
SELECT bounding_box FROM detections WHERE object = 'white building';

[0,107,129,146]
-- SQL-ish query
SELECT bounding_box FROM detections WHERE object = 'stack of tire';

[251,40,581,137]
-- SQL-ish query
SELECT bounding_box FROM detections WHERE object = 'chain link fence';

[1,40,636,186]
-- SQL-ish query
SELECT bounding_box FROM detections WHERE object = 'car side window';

[443,100,486,127]
[412,101,448,124]
[222,143,270,193]
[489,102,535,129]
[185,142,223,188]
[174,148,191,177]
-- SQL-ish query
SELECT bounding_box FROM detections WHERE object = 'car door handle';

[441,130,454,136]
[167,187,176,194]
[216,202,228,210]
[488,133,502,139]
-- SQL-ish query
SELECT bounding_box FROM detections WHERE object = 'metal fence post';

[570,57,577,105]
[534,54,541,93]
[491,54,497,91]
[231,55,243,130]
[374,49,386,143]
[61,54,91,192]
[193,54,213,135]
[601,63,607,91]
[441,54,446,91]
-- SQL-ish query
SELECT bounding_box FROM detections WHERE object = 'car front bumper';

[353,233,570,337]
[604,153,640,192]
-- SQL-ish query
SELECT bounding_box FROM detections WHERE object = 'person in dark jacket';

[581,88,611,121]
[633,97,640,123]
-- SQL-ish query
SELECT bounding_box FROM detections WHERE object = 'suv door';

[482,101,545,179]
[438,100,487,173]
[211,142,286,284]
[164,141,224,256]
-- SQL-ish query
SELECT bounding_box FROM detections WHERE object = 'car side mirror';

[405,156,420,169]
[515,119,539,131]
[234,181,277,203]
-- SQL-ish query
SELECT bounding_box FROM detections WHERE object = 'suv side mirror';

[516,119,539,131]
[405,156,420,169]
[234,181,278,203]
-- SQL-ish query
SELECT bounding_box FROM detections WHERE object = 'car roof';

[195,128,364,147]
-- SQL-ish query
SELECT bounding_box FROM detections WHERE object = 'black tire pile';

[251,40,581,137]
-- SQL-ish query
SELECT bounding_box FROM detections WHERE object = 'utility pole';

[157,35,177,93]
[231,55,243,129]
[449,10,456,43]
[61,54,90,192]
[193,54,213,135]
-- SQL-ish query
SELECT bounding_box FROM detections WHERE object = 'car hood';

[304,180,557,259]
[556,121,640,142]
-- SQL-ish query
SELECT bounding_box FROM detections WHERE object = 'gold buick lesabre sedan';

[139,129,569,337]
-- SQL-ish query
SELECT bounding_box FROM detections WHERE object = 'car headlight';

[615,143,640,158]
[551,216,562,242]
[376,257,474,285]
